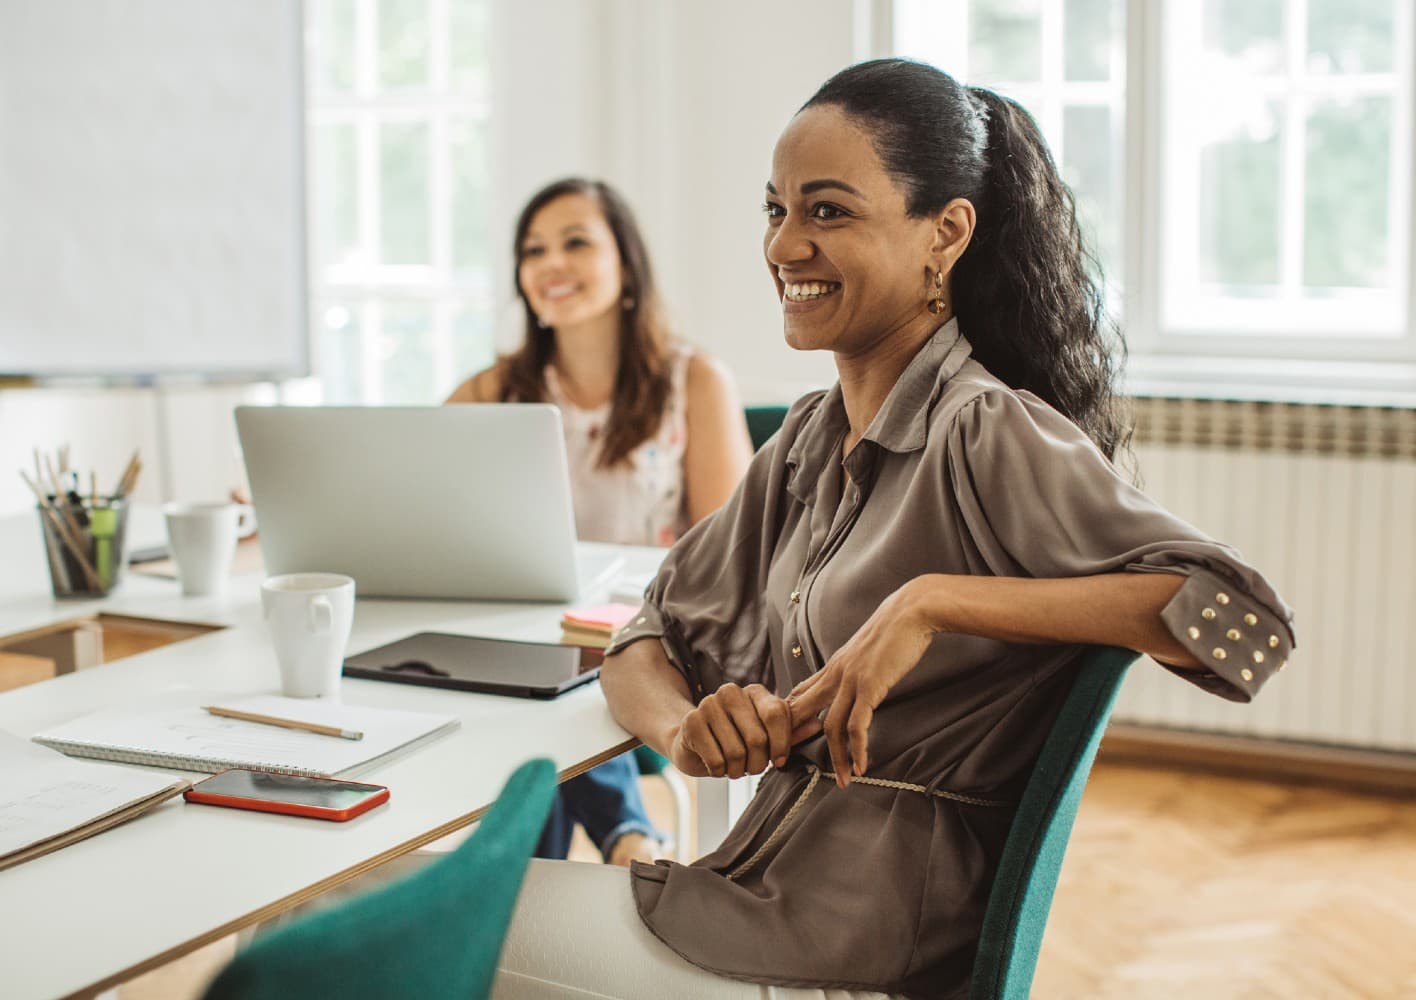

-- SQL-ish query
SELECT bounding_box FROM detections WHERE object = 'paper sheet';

[0,733,182,858]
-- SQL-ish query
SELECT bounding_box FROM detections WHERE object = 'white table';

[0,511,672,1000]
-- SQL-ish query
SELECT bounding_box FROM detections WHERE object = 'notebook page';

[0,733,182,858]
[32,696,459,776]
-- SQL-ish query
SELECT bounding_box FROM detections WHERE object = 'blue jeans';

[535,751,665,861]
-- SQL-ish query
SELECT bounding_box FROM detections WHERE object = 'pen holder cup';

[36,498,130,598]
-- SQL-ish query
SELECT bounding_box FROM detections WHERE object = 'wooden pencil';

[202,706,363,741]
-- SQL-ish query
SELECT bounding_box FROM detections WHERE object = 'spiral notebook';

[31,695,459,778]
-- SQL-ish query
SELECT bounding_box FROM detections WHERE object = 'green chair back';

[203,758,557,1000]
[968,646,1137,1000]
[632,743,669,775]
[744,405,790,452]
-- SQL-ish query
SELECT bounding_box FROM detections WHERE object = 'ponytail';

[952,88,1129,461]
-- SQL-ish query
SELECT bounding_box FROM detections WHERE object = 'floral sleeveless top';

[543,346,692,547]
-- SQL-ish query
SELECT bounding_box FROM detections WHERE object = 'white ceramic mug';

[260,573,355,698]
[163,502,255,596]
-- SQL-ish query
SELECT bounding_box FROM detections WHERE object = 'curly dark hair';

[803,59,1131,462]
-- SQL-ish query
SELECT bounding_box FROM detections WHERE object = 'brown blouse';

[605,320,1296,999]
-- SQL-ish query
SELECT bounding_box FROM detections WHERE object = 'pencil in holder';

[36,497,129,598]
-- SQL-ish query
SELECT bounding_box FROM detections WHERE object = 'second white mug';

[163,502,254,596]
[261,572,355,699]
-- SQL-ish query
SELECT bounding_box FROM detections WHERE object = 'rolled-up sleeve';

[948,388,1297,702]
[603,599,703,698]
[605,393,824,701]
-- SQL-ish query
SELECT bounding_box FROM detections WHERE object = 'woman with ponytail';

[490,62,1293,999]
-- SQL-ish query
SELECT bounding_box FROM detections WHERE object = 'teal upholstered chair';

[202,758,557,1000]
[968,646,1138,1000]
[744,404,790,452]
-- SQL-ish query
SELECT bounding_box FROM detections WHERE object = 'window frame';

[305,0,494,406]
[873,0,1416,387]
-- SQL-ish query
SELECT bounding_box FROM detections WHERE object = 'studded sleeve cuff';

[603,601,706,703]
[1156,568,1295,703]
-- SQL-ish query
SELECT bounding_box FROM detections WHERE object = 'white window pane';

[380,122,431,265]
[310,0,356,94]
[892,0,968,70]
[379,302,436,404]
[379,0,430,90]
[1308,0,1396,74]
[970,0,1042,83]
[319,303,364,403]
[1204,0,1285,75]
[1304,97,1391,289]
[1061,105,1118,277]
[450,0,489,95]
[1199,103,1282,291]
[450,118,490,272]
[1064,0,1115,82]
[314,123,359,273]
[452,305,495,383]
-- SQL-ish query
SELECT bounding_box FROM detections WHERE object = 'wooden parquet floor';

[120,762,1416,1000]
[1035,761,1416,999]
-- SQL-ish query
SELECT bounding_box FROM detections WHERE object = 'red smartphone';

[184,768,389,822]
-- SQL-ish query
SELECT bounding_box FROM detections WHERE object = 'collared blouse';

[606,320,1296,999]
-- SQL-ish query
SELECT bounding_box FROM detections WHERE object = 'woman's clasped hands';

[667,578,939,789]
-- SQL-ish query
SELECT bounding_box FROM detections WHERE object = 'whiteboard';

[0,1,307,378]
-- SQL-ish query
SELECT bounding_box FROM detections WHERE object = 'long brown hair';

[500,178,674,469]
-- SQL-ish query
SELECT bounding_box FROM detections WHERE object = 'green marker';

[90,505,118,591]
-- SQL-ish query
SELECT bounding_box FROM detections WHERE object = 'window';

[306,0,493,405]
[893,0,1126,293]
[889,0,1416,370]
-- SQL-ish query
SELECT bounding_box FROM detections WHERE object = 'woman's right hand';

[667,682,823,779]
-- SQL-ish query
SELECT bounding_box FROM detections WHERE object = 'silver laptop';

[235,405,619,601]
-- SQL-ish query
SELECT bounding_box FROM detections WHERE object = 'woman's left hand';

[785,577,940,789]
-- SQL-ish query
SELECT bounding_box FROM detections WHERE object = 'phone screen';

[193,769,383,810]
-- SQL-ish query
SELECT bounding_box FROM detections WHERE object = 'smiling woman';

[445,177,753,875]
[484,62,1295,1000]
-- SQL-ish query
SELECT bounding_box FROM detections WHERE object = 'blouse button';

[790,590,801,604]
[1243,613,1258,626]
[1212,648,1227,661]
[1240,668,1254,682]
[1226,628,1241,641]
[1202,608,1217,621]
[791,645,803,658]
[1217,592,1231,605]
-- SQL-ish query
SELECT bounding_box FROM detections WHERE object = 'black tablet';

[343,632,604,699]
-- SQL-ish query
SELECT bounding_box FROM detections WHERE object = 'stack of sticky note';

[560,602,641,649]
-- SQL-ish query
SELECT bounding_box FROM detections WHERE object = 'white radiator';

[1114,398,1416,752]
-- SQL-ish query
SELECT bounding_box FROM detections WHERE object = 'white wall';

[0,0,860,516]
[599,0,852,402]
[0,381,297,516]
[488,0,853,399]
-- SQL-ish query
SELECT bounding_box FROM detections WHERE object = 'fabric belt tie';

[726,764,1011,881]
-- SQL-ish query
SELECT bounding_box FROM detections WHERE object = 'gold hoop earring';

[927,269,947,316]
